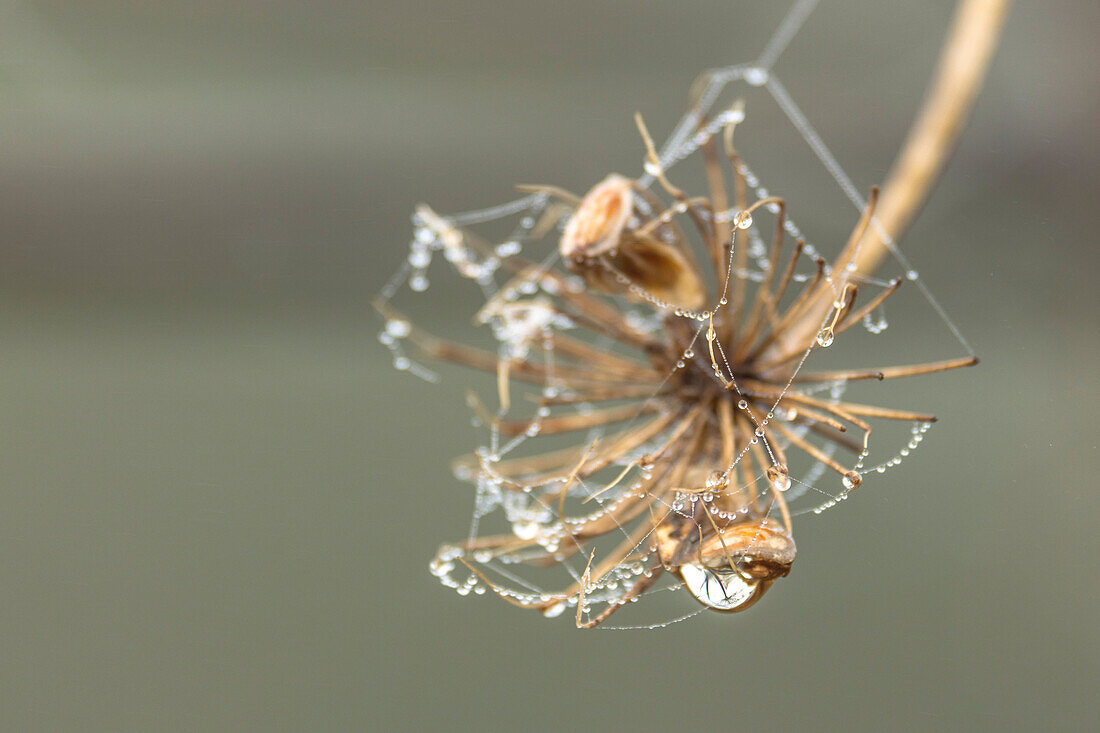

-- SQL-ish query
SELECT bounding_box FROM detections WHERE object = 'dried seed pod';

[697,518,796,581]
[676,519,795,612]
[561,175,705,310]
[559,173,634,260]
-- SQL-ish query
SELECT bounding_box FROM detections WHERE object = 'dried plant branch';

[780,0,1010,352]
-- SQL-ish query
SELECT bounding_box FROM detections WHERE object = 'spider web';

[378,0,970,629]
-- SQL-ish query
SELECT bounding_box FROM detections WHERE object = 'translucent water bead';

[766,464,792,492]
[679,564,760,611]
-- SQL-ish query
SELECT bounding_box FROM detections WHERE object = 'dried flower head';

[379,105,975,629]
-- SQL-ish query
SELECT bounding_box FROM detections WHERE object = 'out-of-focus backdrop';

[0,1,1096,730]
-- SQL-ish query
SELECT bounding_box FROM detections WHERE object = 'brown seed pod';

[559,174,633,260]
[561,174,706,310]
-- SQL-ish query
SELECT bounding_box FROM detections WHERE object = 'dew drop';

[816,328,834,347]
[842,470,862,490]
[735,211,753,230]
[680,564,760,610]
[737,399,748,410]
[541,601,566,618]
[766,464,792,492]
[385,319,411,339]
[514,521,539,540]
[744,67,768,87]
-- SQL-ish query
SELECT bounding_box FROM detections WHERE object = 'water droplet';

[541,601,566,618]
[906,269,919,280]
[816,328,834,347]
[754,426,765,437]
[842,471,862,490]
[744,67,768,87]
[385,319,411,339]
[766,464,792,492]
[705,470,727,490]
[684,349,694,358]
[409,274,429,292]
[679,563,760,610]
[735,211,753,229]
[514,521,539,540]
[737,399,748,410]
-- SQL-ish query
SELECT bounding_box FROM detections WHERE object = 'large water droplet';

[679,563,760,611]
[816,328,834,347]
[735,211,753,229]
[842,470,862,490]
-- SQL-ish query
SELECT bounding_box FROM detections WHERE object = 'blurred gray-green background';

[0,1,1096,730]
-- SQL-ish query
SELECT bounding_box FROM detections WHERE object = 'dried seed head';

[398,104,976,627]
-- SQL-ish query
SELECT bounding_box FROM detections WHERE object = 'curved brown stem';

[851,0,1011,276]
[780,0,1010,352]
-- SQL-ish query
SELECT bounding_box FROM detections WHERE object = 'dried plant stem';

[782,0,1010,351]
[854,0,1010,275]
